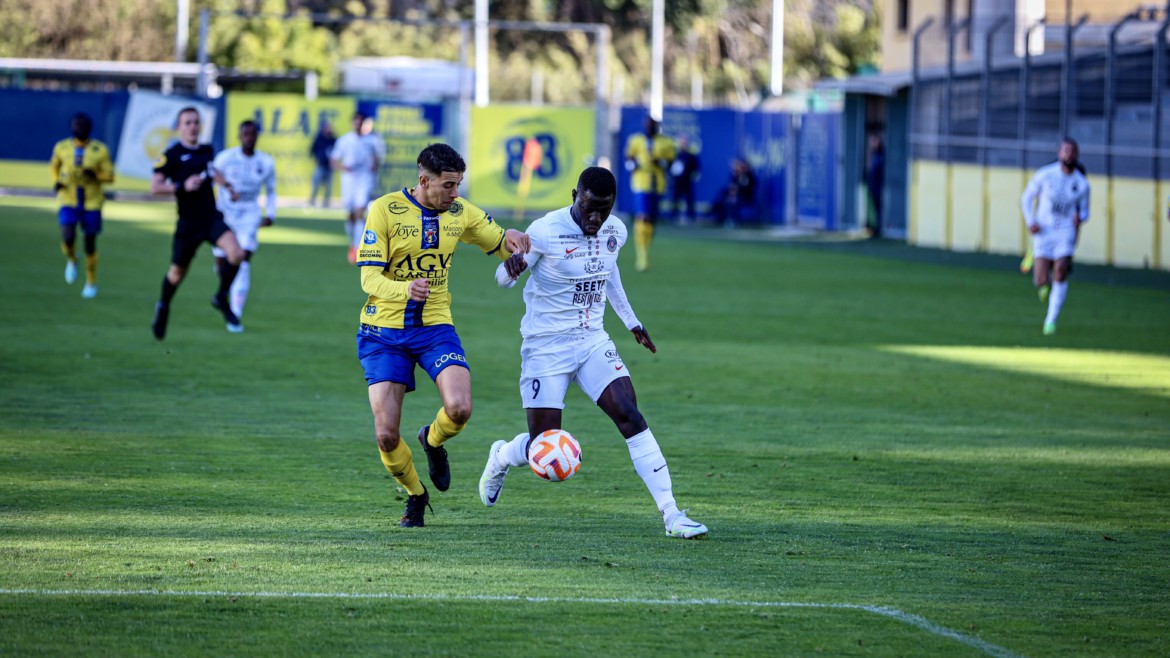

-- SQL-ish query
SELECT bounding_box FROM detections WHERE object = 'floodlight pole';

[196,9,209,97]
[475,0,489,107]
[770,0,783,96]
[176,0,189,62]
[650,0,664,120]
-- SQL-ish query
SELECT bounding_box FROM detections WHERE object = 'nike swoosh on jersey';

[180,154,192,161]
[615,365,624,370]
[565,247,580,254]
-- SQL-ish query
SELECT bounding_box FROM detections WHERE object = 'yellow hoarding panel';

[469,106,596,216]
[225,93,356,201]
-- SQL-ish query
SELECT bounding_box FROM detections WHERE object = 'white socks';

[500,432,532,468]
[1045,280,1069,326]
[230,260,250,318]
[626,429,679,519]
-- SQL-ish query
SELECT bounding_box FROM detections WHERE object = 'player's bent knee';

[445,401,472,426]
[376,431,401,452]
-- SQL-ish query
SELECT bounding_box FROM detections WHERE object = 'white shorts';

[212,208,262,256]
[519,332,628,409]
[1032,227,1077,261]
[340,173,374,213]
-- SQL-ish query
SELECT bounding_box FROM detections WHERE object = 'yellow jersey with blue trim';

[357,188,510,329]
[50,138,114,211]
[624,132,676,194]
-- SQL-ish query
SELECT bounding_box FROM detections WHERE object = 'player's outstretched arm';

[495,252,534,289]
[605,263,642,331]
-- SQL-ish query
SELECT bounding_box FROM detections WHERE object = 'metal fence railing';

[910,11,1170,181]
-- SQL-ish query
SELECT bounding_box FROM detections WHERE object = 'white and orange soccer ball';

[527,429,582,482]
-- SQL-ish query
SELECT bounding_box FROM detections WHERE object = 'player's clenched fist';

[504,228,530,254]
[503,252,528,280]
[408,278,430,301]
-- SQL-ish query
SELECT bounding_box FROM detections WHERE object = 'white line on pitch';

[0,589,1021,658]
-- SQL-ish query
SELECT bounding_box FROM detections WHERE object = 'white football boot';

[664,510,708,539]
[478,440,510,507]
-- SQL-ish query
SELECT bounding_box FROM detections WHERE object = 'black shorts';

[171,214,232,268]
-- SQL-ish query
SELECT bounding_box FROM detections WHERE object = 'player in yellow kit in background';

[623,115,675,272]
[355,143,530,528]
[50,113,114,298]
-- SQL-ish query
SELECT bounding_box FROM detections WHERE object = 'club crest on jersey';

[447,200,463,216]
[363,230,377,245]
[421,216,439,249]
[584,258,603,274]
[607,236,617,252]
[388,200,410,214]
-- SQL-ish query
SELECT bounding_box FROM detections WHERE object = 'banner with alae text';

[225,93,356,201]
[468,105,596,217]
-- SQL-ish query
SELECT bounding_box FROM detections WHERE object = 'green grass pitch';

[1,195,1168,656]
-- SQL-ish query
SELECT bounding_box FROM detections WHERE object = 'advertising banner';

[468,105,596,217]
[225,93,356,201]
[115,90,217,180]
[617,106,790,225]
[356,100,445,195]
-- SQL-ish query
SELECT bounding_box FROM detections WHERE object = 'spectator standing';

[309,121,335,208]
[669,135,701,225]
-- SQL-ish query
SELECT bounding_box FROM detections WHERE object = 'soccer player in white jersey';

[331,112,382,264]
[1021,138,1090,335]
[478,166,708,540]
[211,120,276,329]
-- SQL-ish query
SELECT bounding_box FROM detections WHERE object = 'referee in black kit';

[149,106,246,339]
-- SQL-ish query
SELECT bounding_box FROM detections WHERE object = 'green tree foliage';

[1,0,880,105]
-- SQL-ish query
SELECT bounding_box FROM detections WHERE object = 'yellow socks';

[379,441,425,496]
[61,242,76,261]
[85,253,99,285]
[427,407,465,447]
[634,221,654,272]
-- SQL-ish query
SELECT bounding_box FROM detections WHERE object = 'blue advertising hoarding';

[616,106,788,225]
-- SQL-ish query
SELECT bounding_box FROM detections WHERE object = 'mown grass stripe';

[0,588,1021,658]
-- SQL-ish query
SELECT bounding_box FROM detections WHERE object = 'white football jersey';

[497,207,641,339]
[213,146,276,217]
[331,132,378,174]
[1021,162,1090,231]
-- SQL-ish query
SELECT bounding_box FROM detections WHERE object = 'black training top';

[154,142,220,221]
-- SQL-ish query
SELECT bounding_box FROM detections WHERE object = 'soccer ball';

[527,429,582,482]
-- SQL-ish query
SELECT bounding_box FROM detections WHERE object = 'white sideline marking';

[0,589,1021,658]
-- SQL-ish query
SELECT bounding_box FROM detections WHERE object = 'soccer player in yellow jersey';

[50,113,114,298]
[356,143,530,528]
[623,115,675,272]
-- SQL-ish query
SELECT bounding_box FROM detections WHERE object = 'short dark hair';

[175,106,200,127]
[239,119,258,132]
[577,166,616,198]
[71,112,93,128]
[418,143,466,175]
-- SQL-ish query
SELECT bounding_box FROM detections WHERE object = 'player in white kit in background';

[331,112,384,264]
[1021,137,1090,336]
[478,166,708,539]
[212,119,276,329]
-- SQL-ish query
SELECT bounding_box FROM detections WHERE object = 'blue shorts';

[356,323,469,391]
[58,207,102,235]
[633,192,660,223]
